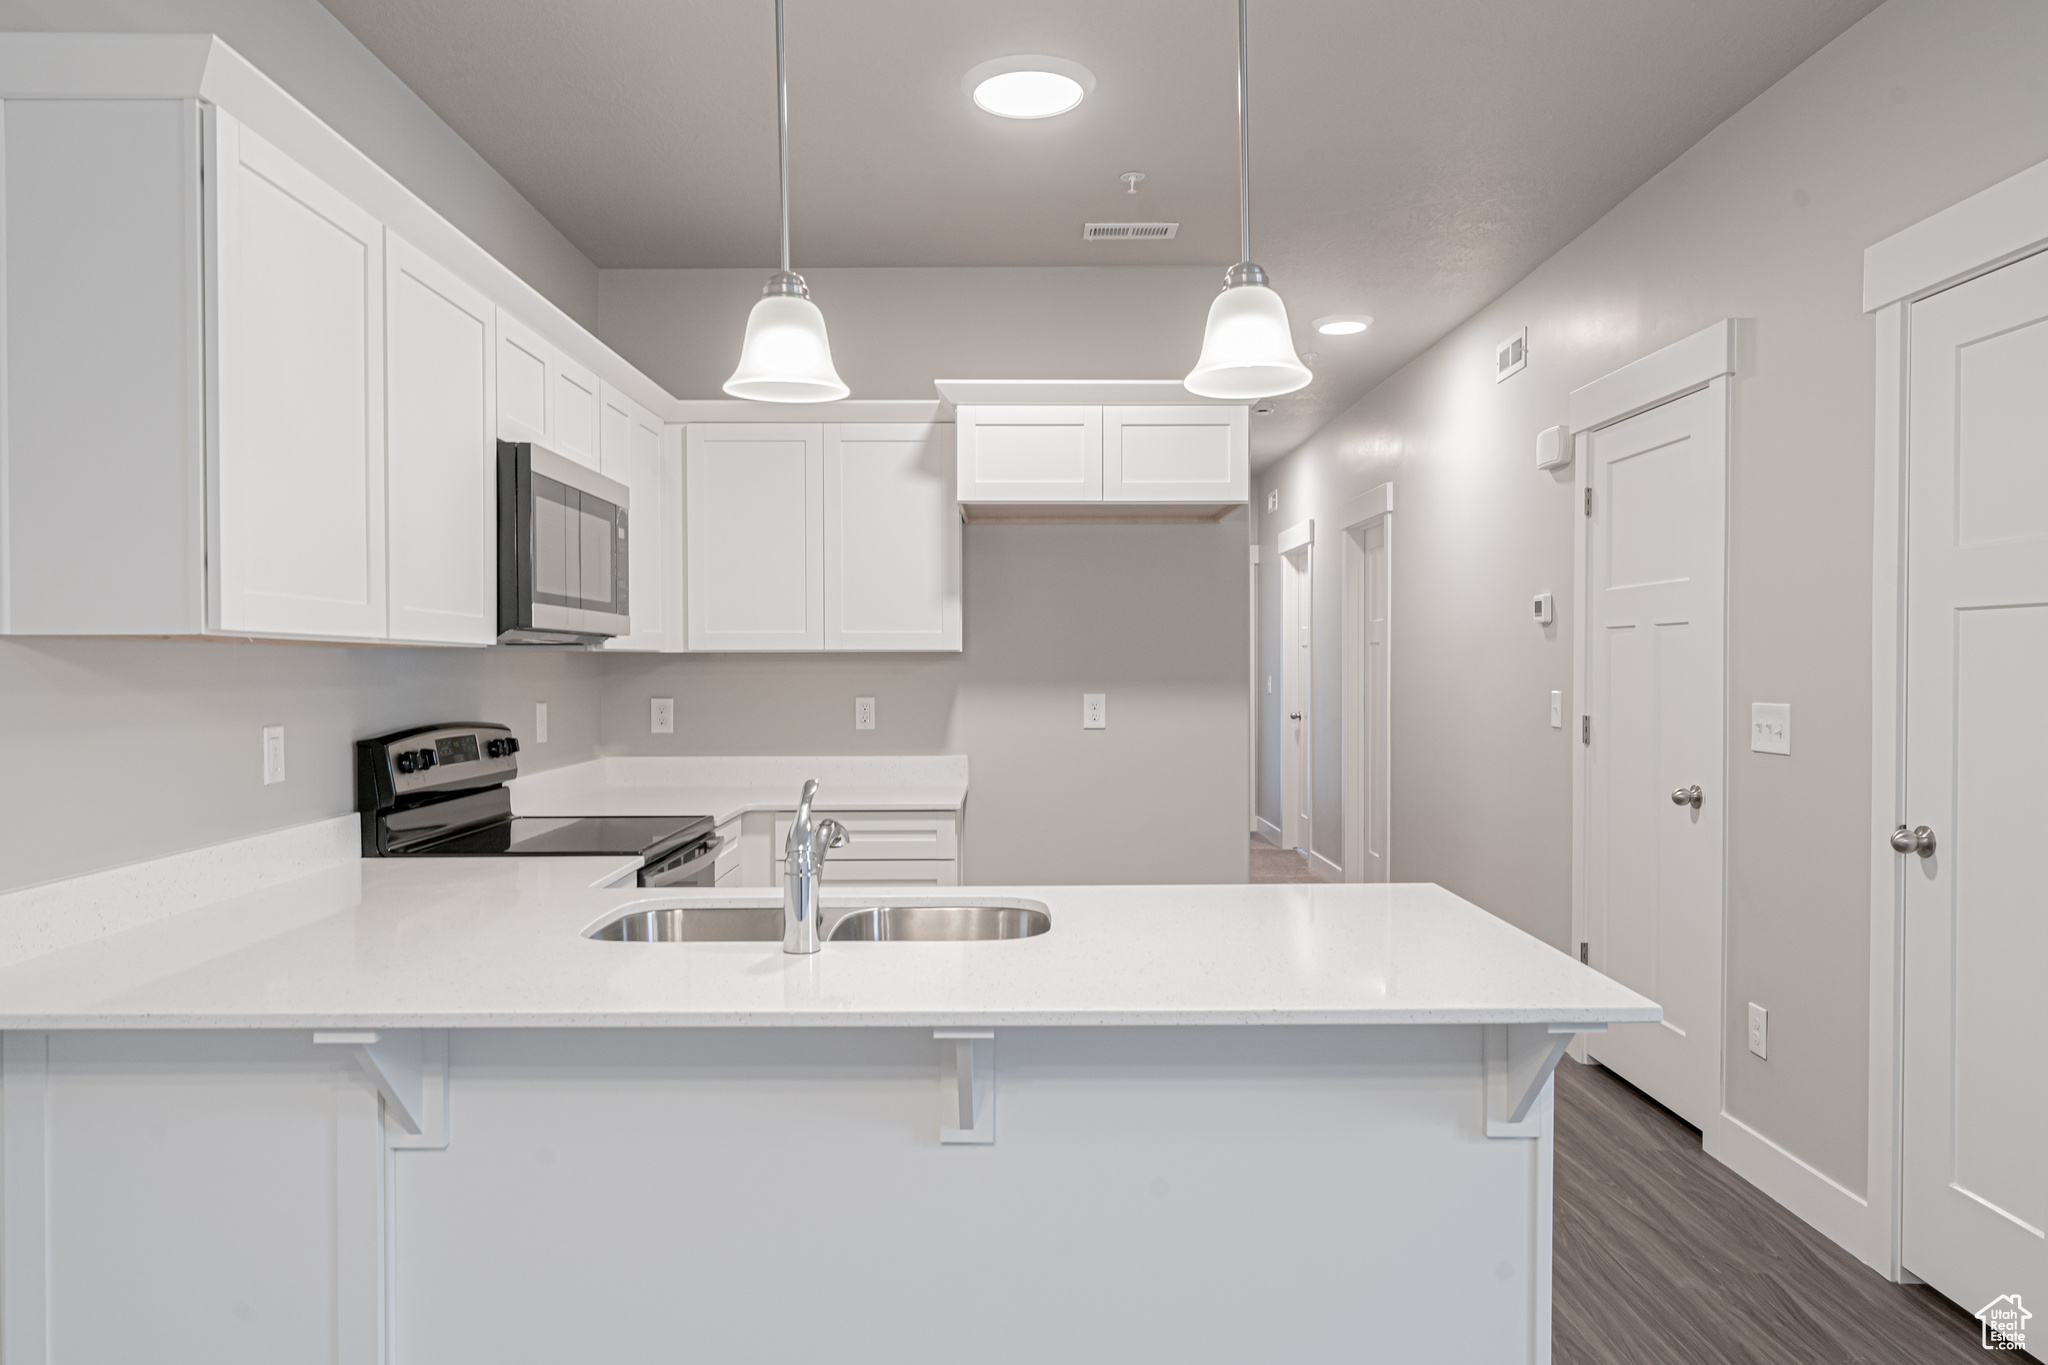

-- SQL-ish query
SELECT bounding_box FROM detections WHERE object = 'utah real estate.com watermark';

[1977,1294,2030,1352]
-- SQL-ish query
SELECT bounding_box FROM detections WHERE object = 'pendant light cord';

[775,0,791,274]
[1236,0,1251,265]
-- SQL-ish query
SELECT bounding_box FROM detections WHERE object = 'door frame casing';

[1277,518,1314,855]
[1863,154,2048,1284]
[1339,485,1394,882]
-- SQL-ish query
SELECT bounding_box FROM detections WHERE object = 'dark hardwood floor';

[1553,1058,1993,1365]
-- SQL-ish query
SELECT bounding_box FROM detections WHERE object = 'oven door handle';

[662,833,724,872]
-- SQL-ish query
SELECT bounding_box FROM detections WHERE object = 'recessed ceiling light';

[1314,315,1374,336]
[962,55,1096,120]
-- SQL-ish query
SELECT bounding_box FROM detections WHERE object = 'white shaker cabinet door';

[601,384,676,651]
[385,232,496,644]
[1102,404,1248,503]
[495,309,550,447]
[685,424,824,650]
[824,424,962,651]
[955,405,1101,502]
[551,350,601,471]
[208,112,387,639]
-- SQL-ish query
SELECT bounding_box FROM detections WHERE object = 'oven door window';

[532,475,628,614]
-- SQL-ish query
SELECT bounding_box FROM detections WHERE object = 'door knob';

[1671,785,1703,810]
[1890,824,1936,857]
[1288,711,1302,720]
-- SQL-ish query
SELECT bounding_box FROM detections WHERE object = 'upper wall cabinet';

[601,383,678,652]
[386,232,497,645]
[824,424,961,651]
[496,309,600,470]
[685,424,826,651]
[953,399,1247,521]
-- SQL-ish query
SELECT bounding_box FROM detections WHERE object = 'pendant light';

[724,0,848,402]
[1184,0,1311,401]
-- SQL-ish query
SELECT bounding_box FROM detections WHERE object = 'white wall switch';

[1536,423,1571,470]
[1748,1003,1768,1059]
[1267,489,1280,513]
[650,697,674,734]
[1532,592,1554,625]
[1082,693,1107,730]
[1266,676,1273,694]
[854,696,876,730]
[262,726,286,785]
[1750,702,1791,755]
[1550,691,1563,729]
[535,702,549,744]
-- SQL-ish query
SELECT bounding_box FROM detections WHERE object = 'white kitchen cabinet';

[772,809,961,886]
[824,423,962,651]
[1102,404,1248,503]
[496,309,599,470]
[955,405,1101,502]
[385,232,496,645]
[685,423,825,650]
[552,351,601,470]
[210,111,389,639]
[600,384,677,651]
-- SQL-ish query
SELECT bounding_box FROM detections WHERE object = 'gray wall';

[0,0,600,326]
[0,639,605,893]
[601,519,1251,885]
[599,266,1222,400]
[1254,0,2048,1200]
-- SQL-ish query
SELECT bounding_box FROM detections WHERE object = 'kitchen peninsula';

[0,862,1654,1364]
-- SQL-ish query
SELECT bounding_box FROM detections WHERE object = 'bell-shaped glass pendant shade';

[723,291,849,403]
[1184,280,1312,400]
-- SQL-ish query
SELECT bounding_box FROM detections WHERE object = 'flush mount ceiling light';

[962,55,1095,120]
[1314,315,1374,336]
[725,0,848,403]
[1184,0,1311,401]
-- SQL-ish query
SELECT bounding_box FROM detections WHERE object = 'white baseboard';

[0,814,360,970]
[1308,849,1344,883]
[1707,1109,1882,1274]
[1253,817,1282,846]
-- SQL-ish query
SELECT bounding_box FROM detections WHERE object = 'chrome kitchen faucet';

[783,780,848,953]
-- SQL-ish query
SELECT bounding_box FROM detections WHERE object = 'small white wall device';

[1536,424,1571,470]
[1532,592,1554,626]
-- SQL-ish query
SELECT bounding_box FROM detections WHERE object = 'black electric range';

[355,723,719,887]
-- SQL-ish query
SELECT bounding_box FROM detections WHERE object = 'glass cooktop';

[413,814,712,860]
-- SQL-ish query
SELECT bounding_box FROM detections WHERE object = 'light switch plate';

[1748,1003,1768,1059]
[651,697,674,734]
[1083,693,1107,730]
[535,702,549,744]
[1751,702,1790,755]
[1550,691,1563,729]
[854,697,876,730]
[262,726,286,785]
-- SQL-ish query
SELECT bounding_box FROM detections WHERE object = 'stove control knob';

[395,752,417,775]
[486,739,505,758]
[504,737,521,754]
[417,748,437,769]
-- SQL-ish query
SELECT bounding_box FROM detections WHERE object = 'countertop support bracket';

[935,1029,995,1144]
[1486,1023,1604,1138]
[314,1030,449,1149]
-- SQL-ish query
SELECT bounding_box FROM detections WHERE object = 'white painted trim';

[1308,849,1344,884]
[1868,301,1907,1281]
[1254,816,1283,846]
[1567,318,1735,433]
[1,1032,50,1365]
[933,379,1241,406]
[670,399,944,424]
[1863,155,2048,310]
[1568,429,1591,1064]
[1707,1112,1878,1269]
[1276,517,1313,554]
[0,814,360,969]
[1339,485,1394,884]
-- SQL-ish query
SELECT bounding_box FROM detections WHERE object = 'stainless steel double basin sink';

[587,899,1051,943]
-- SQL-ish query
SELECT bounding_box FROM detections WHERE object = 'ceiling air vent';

[1084,221,1179,241]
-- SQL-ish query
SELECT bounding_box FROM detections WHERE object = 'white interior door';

[1280,542,1312,853]
[1584,380,1726,1131]
[1345,517,1391,882]
[684,424,824,651]
[1900,247,2048,1327]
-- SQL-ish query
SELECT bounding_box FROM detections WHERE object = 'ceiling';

[318,0,1879,461]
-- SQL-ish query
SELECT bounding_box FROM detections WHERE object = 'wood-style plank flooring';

[1554,1058,1990,1364]
[1247,833,1321,883]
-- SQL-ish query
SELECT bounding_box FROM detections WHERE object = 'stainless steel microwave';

[496,441,630,645]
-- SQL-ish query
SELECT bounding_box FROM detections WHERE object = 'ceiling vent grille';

[1083,221,1179,241]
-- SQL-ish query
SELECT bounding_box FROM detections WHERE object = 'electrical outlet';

[1550,691,1563,729]
[854,697,876,730]
[1748,1003,1768,1059]
[1083,693,1107,730]
[1751,702,1791,755]
[651,697,674,734]
[262,726,286,785]
[535,702,549,744]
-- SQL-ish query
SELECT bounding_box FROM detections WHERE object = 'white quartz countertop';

[0,858,1659,1030]
[509,755,968,823]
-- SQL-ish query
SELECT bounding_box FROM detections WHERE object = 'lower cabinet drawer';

[773,810,958,861]
[819,859,958,887]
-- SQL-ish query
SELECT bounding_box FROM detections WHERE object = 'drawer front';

[819,860,958,887]
[773,811,958,862]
